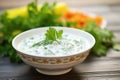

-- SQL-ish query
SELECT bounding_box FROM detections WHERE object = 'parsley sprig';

[32,27,63,47]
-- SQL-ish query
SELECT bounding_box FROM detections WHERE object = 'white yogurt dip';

[18,33,90,57]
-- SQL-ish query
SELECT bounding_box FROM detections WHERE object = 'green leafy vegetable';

[32,27,63,46]
[0,0,62,62]
[84,21,115,56]
[113,44,120,51]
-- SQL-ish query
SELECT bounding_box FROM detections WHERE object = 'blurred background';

[0,0,120,28]
[0,0,120,9]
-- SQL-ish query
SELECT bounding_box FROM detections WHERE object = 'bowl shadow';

[24,67,84,80]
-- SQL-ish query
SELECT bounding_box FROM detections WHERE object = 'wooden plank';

[0,57,120,80]
[1,2,120,12]
[1,76,120,80]
[72,6,120,13]
[0,0,120,8]
[108,26,120,31]
[102,13,120,26]
[1,1,120,10]
[106,49,120,57]
[71,8,120,26]
[114,32,120,43]
[74,57,120,73]
[83,76,120,80]
[0,0,33,8]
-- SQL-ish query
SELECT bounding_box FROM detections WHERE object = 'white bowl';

[12,27,95,75]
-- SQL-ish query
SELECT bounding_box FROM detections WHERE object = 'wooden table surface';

[0,0,120,80]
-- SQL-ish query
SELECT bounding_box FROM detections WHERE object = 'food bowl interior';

[12,27,95,57]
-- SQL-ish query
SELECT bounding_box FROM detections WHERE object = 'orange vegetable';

[94,16,103,26]
[60,11,103,28]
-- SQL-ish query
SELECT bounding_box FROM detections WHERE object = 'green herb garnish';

[84,21,115,56]
[32,27,63,47]
[45,27,63,40]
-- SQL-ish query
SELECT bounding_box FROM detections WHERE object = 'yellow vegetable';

[6,7,28,19]
[54,3,68,14]
[6,6,41,19]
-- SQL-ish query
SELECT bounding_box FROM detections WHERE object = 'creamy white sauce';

[18,33,90,57]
